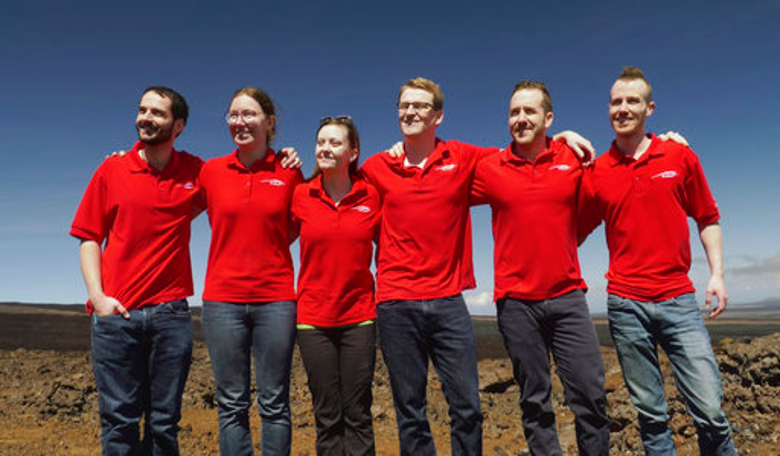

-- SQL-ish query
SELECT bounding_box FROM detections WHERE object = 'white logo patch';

[352,205,371,213]
[651,171,678,179]
[176,182,196,189]
[549,164,571,171]
[434,164,457,172]
[260,179,286,187]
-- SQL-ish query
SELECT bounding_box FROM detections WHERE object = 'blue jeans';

[377,294,482,456]
[202,300,296,456]
[91,299,193,456]
[497,290,609,456]
[607,293,737,456]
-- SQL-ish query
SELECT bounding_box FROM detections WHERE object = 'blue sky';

[2,0,779,314]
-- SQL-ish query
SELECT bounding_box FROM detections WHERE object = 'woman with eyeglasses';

[199,87,302,455]
[291,116,381,455]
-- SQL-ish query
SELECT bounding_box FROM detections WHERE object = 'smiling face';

[316,124,357,174]
[397,87,443,139]
[609,78,655,137]
[227,94,275,151]
[508,88,553,148]
[135,91,182,145]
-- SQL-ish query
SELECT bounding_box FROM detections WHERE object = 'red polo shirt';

[70,142,204,313]
[472,139,587,302]
[361,139,497,302]
[579,134,720,301]
[200,149,302,302]
[291,175,381,326]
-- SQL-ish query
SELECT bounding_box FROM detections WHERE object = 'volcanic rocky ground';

[0,304,777,455]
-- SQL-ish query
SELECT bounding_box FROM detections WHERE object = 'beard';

[136,122,174,145]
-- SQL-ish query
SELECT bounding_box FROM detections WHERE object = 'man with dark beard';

[71,87,203,455]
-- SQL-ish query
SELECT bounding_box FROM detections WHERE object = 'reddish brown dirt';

[0,304,777,455]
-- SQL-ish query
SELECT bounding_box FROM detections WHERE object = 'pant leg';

[298,327,345,456]
[339,324,377,456]
[91,311,146,456]
[547,291,609,456]
[497,298,562,456]
[427,295,482,456]
[607,294,675,456]
[655,294,737,456]
[250,300,296,456]
[144,299,193,456]
[376,300,435,456]
[202,301,255,456]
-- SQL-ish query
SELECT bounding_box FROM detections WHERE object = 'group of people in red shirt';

[72,67,737,456]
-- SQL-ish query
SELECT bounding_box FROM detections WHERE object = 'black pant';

[497,290,609,456]
[297,324,377,456]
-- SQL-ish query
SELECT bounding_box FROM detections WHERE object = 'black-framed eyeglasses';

[397,102,435,112]
[319,115,353,126]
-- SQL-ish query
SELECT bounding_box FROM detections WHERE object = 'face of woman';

[316,124,356,173]
[227,94,274,150]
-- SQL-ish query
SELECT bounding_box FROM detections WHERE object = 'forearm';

[79,240,105,301]
[699,222,724,277]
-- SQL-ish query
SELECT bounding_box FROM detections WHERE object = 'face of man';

[508,88,553,148]
[397,87,443,138]
[609,79,655,137]
[135,91,182,145]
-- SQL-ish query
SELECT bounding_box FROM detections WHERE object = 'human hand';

[658,131,689,147]
[553,131,595,166]
[387,142,405,158]
[280,147,302,169]
[705,274,728,319]
[91,293,130,319]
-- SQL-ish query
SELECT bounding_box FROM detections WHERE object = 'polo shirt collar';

[607,133,662,167]
[500,137,556,165]
[127,141,180,175]
[227,147,277,172]
[308,174,369,206]
[391,137,452,172]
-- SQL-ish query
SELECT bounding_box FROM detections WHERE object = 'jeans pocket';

[158,299,191,316]
[607,294,626,310]
[670,293,698,309]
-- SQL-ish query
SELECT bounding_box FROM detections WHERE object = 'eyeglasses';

[319,115,353,126]
[225,111,259,124]
[397,102,435,112]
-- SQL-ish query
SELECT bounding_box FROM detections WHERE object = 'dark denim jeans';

[297,324,377,456]
[497,290,609,456]
[377,294,482,456]
[91,299,193,456]
[608,293,737,456]
[202,300,296,456]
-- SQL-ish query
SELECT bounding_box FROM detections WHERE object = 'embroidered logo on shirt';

[434,164,457,172]
[549,164,571,171]
[260,179,286,187]
[651,171,678,179]
[175,182,196,189]
[352,205,371,213]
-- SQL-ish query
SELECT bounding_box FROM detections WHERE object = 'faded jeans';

[608,293,737,456]
[202,300,296,456]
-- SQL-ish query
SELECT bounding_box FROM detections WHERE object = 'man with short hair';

[71,87,203,455]
[579,67,737,455]
[471,81,609,455]
[361,77,488,455]
[363,77,595,455]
